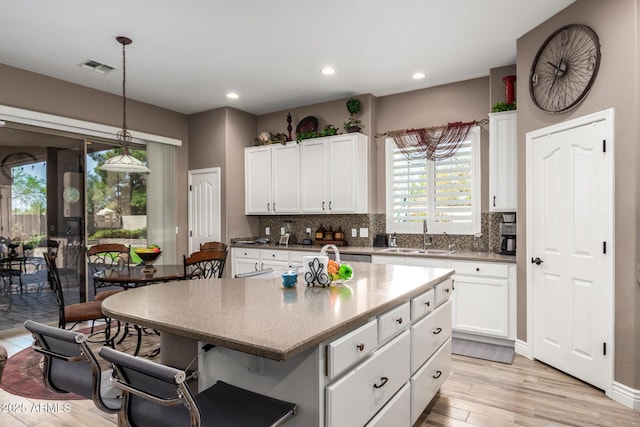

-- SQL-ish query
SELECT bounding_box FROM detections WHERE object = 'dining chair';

[58,240,82,288]
[86,243,131,297]
[99,346,297,427]
[44,253,118,344]
[199,241,227,253]
[24,320,121,414]
[183,250,227,279]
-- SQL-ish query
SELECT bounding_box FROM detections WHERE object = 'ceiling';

[1,0,575,116]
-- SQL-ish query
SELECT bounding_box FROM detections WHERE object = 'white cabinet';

[300,133,368,214]
[245,143,300,214]
[489,111,517,212]
[450,260,516,340]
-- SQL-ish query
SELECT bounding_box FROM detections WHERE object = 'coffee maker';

[499,213,516,255]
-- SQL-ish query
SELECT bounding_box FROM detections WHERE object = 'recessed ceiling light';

[412,72,426,80]
[321,67,336,75]
[226,92,239,99]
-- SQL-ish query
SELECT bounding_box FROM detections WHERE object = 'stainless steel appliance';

[499,213,516,255]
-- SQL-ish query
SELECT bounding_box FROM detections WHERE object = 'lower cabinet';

[325,283,452,427]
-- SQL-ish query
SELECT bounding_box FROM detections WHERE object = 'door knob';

[531,257,543,265]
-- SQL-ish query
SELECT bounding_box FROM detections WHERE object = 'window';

[385,126,480,235]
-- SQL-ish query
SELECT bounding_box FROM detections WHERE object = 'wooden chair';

[183,250,227,279]
[99,346,296,427]
[43,253,118,344]
[24,320,121,414]
[86,243,130,297]
[199,241,227,253]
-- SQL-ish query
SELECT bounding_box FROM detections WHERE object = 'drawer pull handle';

[356,343,365,352]
[424,301,430,306]
[433,327,442,335]
[272,254,275,257]
[373,377,388,389]
[444,288,450,293]
[433,370,442,379]
[396,317,403,324]
[476,268,480,272]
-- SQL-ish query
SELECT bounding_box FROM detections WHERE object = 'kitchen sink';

[379,247,455,255]
[379,248,420,253]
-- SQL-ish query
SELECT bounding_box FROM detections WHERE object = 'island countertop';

[102,262,453,361]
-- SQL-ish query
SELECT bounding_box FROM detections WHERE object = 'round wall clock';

[529,24,601,113]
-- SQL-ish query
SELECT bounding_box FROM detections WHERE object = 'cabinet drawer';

[326,330,410,427]
[288,251,306,264]
[260,249,288,261]
[365,383,410,427]
[378,302,410,344]
[450,260,509,278]
[410,338,451,426]
[434,278,453,306]
[233,248,260,259]
[411,288,435,321]
[327,319,378,380]
[411,300,451,373]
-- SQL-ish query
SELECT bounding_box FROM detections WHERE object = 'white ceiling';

[1,0,574,115]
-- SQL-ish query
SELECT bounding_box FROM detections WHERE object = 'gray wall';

[517,0,639,387]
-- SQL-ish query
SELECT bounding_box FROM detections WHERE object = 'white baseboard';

[610,381,640,410]
[514,339,532,359]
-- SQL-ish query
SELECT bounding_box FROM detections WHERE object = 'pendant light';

[100,36,150,174]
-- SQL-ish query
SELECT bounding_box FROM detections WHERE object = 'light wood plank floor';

[1,330,638,426]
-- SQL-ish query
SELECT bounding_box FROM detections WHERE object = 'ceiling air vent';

[80,59,115,74]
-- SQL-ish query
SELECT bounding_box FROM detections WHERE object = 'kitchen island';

[102,262,454,426]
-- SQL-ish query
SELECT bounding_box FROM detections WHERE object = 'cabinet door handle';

[322,201,325,211]
[433,370,442,379]
[373,377,388,389]
[493,196,496,207]
[433,327,442,335]
[329,201,332,210]
[273,203,276,212]
[356,343,365,352]
[395,317,403,325]
[260,262,264,269]
[424,301,430,306]
[254,262,258,271]
[444,288,450,293]
[267,203,271,211]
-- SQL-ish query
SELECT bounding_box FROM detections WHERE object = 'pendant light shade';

[100,36,150,174]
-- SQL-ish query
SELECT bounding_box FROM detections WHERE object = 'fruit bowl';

[134,249,162,274]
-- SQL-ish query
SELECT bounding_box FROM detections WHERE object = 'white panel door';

[529,117,610,390]
[271,144,300,214]
[245,146,272,214]
[300,139,327,213]
[188,168,221,255]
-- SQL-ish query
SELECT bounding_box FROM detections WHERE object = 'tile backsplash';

[255,212,510,252]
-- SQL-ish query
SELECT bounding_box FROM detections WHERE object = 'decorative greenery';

[320,124,339,137]
[491,101,517,112]
[253,130,288,146]
[346,98,362,116]
[296,131,319,142]
[344,97,363,132]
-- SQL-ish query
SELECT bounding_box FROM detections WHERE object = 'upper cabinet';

[245,143,300,214]
[245,133,368,215]
[300,134,368,214]
[489,111,517,212]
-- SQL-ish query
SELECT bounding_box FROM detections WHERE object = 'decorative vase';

[502,75,516,105]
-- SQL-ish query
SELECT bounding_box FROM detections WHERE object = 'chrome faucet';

[423,220,432,250]
[443,231,456,250]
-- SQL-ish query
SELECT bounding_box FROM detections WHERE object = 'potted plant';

[344,97,363,133]
[320,124,339,137]
[491,101,517,112]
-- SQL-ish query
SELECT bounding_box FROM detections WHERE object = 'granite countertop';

[231,242,517,264]
[102,262,454,361]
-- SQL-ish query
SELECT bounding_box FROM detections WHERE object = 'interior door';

[528,113,612,391]
[188,168,221,254]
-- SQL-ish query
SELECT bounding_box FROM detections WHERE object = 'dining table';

[92,264,186,289]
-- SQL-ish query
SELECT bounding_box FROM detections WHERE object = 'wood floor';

[1,330,638,426]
